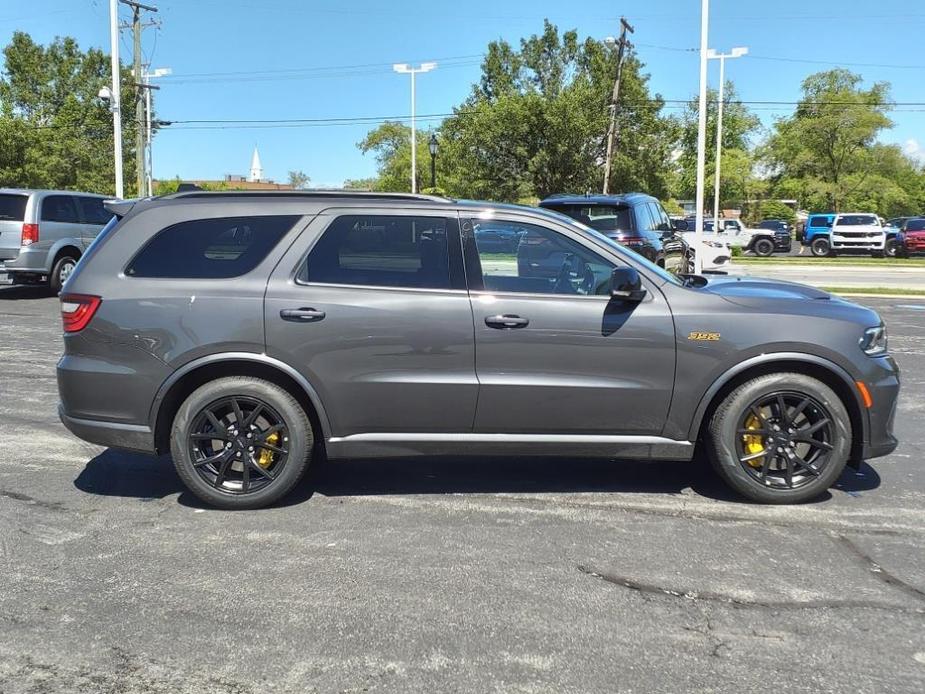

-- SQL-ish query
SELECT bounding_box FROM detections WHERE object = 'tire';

[707,373,851,504]
[810,237,831,257]
[49,254,78,293]
[170,376,313,510]
[753,238,775,257]
[885,239,901,258]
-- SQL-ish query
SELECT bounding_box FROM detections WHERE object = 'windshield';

[837,215,879,226]
[906,219,925,232]
[544,204,633,233]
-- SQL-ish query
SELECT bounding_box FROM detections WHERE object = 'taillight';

[60,294,101,333]
[22,223,39,246]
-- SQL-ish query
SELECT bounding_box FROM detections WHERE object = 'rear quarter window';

[0,194,28,221]
[41,195,80,223]
[126,215,299,279]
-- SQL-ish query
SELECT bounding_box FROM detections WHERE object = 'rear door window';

[126,215,299,278]
[75,196,112,225]
[41,195,80,223]
[545,204,634,233]
[0,194,28,221]
[302,215,457,290]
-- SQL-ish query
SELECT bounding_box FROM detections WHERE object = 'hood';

[699,275,833,304]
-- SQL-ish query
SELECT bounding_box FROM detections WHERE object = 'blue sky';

[2,0,924,186]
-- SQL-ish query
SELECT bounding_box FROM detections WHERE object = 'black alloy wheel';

[187,396,289,495]
[735,391,835,490]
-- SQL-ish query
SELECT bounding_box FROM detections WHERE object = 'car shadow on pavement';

[75,448,881,509]
[0,284,56,300]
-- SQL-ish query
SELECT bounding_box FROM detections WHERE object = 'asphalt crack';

[834,534,925,603]
[576,565,924,613]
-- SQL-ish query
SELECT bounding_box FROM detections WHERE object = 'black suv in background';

[757,219,794,252]
[539,193,688,274]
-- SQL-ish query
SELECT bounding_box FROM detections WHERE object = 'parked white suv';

[830,213,885,257]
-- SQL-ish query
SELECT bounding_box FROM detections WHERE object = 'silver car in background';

[0,189,113,291]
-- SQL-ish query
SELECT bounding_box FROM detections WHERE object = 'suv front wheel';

[810,237,832,257]
[752,237,775,257]
[707,373,851,503]
[171,376,313,509]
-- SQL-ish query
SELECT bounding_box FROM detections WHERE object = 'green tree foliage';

[675,83,761,207]
[765,69,894,212]
[358,20,677,202]
[0,32,138,195]
[287,169,310,189]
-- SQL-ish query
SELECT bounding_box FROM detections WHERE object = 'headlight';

[859,325,888,356]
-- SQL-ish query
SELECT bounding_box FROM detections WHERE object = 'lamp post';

[108,0,124,198]
[706,46,748,230]
[693,0,710,274]
[393,62,437,194]
[428,133,438,189]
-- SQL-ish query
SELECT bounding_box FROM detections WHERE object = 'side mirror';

[610,267,647,301]
[673,220,689,231]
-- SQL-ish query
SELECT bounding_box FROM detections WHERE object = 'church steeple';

[248,146,263,182]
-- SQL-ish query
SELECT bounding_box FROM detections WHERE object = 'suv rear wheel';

[707,373,851,503]
[170,376,313,509]
[50,254,78,293]
[810,237,831,257]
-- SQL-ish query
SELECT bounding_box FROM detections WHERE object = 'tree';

[356,20,677,202]
[287,170,310,189]
[0,32,139,195]
[765,69,893,211]
[674,82,761,208]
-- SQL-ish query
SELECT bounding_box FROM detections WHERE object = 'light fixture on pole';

[393,62,437,194]
[108,0,124,198]
[428,133,439,189]
[706,46,748,231]
[693,0,710,274]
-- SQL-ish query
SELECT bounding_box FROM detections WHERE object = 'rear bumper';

[4,245,51,273]
[59,405,156,453]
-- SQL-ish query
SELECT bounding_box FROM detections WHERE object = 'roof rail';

[162,190,454,203]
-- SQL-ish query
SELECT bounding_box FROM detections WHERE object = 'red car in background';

[899,218,925,256]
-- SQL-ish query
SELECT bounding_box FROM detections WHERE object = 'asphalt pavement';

[0,285,923,693]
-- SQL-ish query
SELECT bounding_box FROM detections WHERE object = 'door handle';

[485,314,529,329]
[280,307,326,323]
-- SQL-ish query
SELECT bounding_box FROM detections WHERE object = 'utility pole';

[120,0,158,197]
[602,17,634,195]
[693,0,710,274]
[108,0,123,198]
[144,68,171,196]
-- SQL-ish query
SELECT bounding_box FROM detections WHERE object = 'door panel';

[264,210,477,437]
[465,215,676,435]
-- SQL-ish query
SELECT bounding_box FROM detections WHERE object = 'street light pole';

[428,133,438,189]
[108,0,124,198]
[707,47,748,229]
[393,62,436,194]
[693,0,710,274]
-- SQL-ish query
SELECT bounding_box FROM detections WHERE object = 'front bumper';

[831,234,885,251]
[59,405,156,453]
[858,355,900,461]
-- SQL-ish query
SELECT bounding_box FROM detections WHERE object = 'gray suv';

[1,189,112,291]
[57,192,899,509]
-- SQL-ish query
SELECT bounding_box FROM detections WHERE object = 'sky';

[2,0,924,187]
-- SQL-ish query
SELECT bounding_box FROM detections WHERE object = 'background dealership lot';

[1,276,923,693]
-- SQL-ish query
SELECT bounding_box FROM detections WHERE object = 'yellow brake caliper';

[742,414,765,468]
[257,432,279,468]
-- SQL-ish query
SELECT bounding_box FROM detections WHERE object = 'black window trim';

[294,210,467,293]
